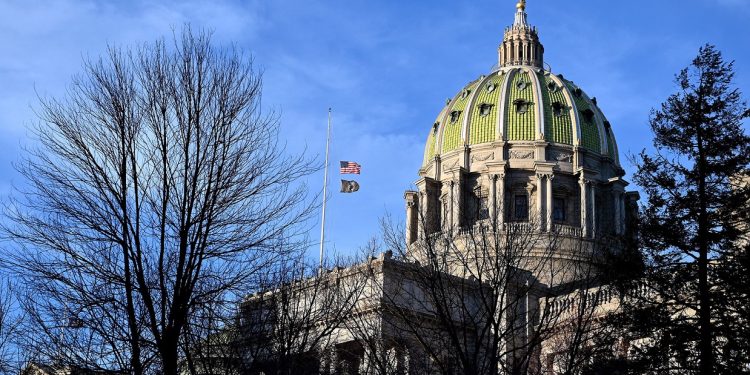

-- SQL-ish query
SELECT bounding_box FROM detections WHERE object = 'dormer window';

[516,80,528,91]
[547,81,558,92]
[591,97,598,106]
[462,89,471,99]
[513,99,530,114]
[603,121,611,129]
[479,103,494,117]
[580,108,595,123]
[450,110,462,123]
[552,101,565,117]
[432,122,440,135]
[573,88,583,98]
[486,83,496,93]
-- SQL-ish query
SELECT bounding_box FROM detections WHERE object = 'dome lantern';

[500,0,544,68]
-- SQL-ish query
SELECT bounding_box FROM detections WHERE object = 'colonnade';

[405,170,632,244]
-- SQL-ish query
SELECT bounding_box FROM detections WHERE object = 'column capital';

[485,160,508,175]
[535,171,553,180]
[579,176,594,186]
[490,172,506,181]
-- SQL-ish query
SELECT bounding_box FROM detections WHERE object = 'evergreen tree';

[625,44,750,374]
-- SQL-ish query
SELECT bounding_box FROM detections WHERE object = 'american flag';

[340,161,361,174]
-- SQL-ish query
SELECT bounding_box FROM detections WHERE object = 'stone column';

[619,192,626,234]
[444,182,454,231]
[452,172,465,231]
[536,173,545,230]
[359,348,373,375]
[625,191,640,235]
[404,191,419,245]
[489,172,506,228]
[444,177,463,232]
[401,348,411,374]
[415,178,435,237]
[589,182,597,238]
[320,347,338,374]
[417,192,425,238]
[613,191,622,235]
[546,174,554,232]
[489,174,498,227]
[620,193,625,234]
[579,176,589,237]
[450,180,458,231]
[498,173,506,226]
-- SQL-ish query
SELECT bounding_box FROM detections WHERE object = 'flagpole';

[319,108,332,273]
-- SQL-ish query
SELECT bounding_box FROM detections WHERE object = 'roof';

[423,67,620,167]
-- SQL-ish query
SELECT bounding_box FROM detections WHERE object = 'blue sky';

[1,0,749,259]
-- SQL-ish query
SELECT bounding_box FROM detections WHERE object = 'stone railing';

[551,224,583,238]
[432,222,584,239]
[547,285,618,317]
[546,281,652,318]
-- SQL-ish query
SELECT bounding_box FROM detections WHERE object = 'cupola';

[498,0,544,68]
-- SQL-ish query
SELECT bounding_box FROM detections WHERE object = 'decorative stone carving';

[471,152,495,163]
[510,150,534,160]
[550,150,573,163]
[442,158,460,172]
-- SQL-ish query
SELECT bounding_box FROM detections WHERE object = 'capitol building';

[238,1,640,374]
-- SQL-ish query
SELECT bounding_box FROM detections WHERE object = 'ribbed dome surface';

[423,67,620,166]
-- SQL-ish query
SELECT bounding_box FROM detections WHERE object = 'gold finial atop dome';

[503,0,543,68]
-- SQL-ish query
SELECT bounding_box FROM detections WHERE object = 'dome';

[405,1,636,285]
[423,69,620,167]
[420,2,621,173]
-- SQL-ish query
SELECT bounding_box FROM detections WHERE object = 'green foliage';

[623,44,750,374]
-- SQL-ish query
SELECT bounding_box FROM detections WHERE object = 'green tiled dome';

[423,67,620,166]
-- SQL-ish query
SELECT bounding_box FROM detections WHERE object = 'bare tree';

[0,280,22,375]
[347,211,619,375]
[235,257,366,375]
[2,28,316,375]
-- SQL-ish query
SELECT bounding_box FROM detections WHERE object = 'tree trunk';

[696,127,714,375]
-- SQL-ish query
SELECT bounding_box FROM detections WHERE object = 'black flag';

[340,180,359,193]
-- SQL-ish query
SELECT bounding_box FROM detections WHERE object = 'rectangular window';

[553,197,566,222]
[514,194,528,221]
